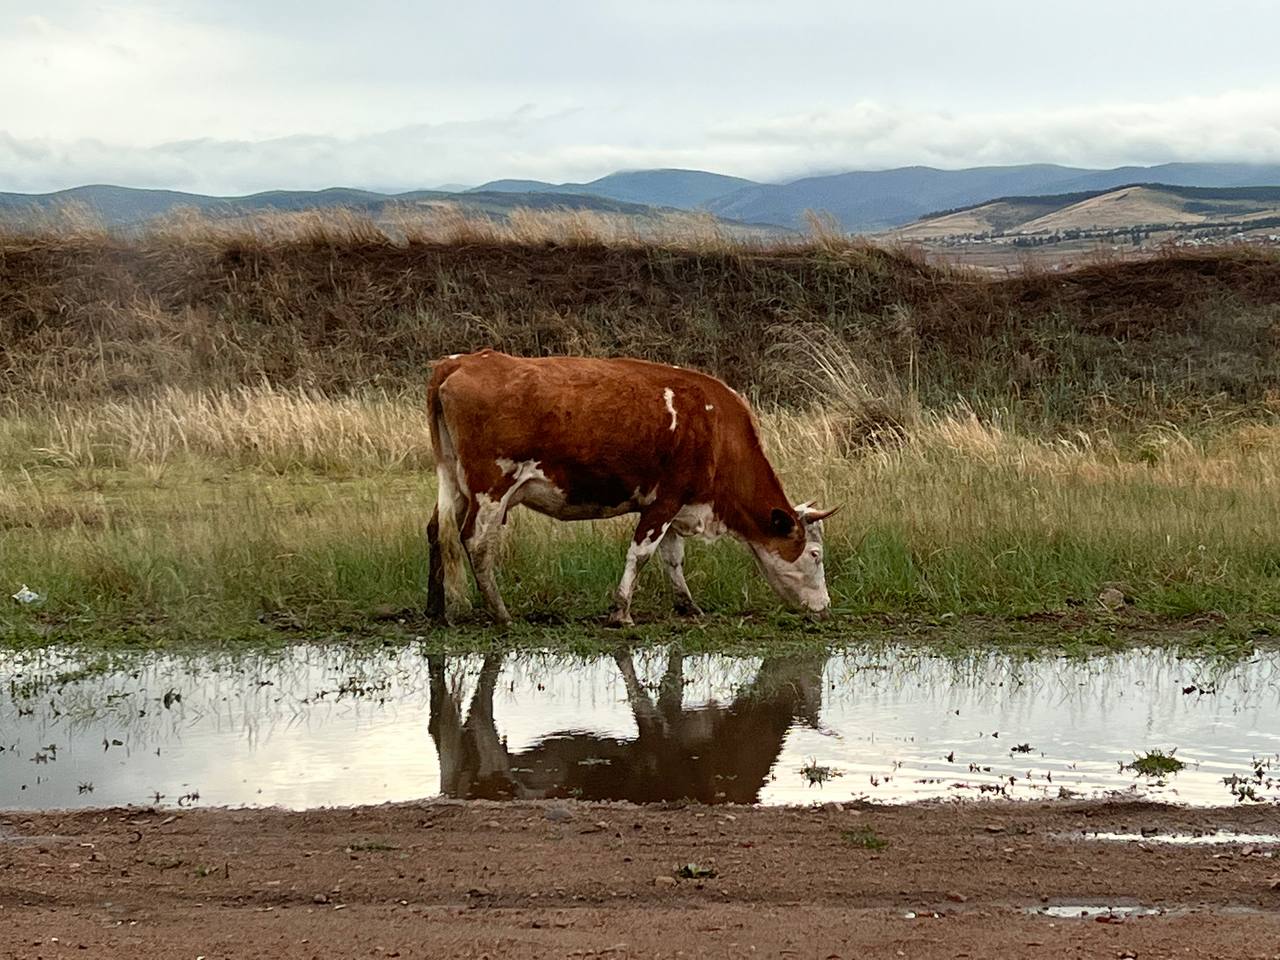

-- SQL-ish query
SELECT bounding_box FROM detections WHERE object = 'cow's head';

[748,501,838,616]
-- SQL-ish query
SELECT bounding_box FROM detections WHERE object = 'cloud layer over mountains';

[6,2,1280,194]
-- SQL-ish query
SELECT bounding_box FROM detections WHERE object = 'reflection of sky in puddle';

[1080,831,1280,845]
[1031,904,1161,919]
[1,646,1278,810]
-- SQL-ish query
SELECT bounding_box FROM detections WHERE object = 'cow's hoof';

[605,610,634,628]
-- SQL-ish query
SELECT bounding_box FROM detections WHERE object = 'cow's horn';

[797,503,840,523]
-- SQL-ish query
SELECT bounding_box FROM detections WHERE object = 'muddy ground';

[2,799,1279,959]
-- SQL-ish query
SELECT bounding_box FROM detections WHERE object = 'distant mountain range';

[472,163,1280,231]
[6,163,1280,233]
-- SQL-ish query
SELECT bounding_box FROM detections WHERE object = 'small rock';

[483,820,501,829]
[946,891,968,903]
[544,807,574,823]
[653,876,676,887]
[1097,586,1126,611]
[984,825,1004,834]
[822,802,844,813]
[312,894,329,904]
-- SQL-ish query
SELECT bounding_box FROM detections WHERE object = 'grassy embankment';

[2,208,1279,654]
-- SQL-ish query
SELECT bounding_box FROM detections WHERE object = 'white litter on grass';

[12,585,42,605]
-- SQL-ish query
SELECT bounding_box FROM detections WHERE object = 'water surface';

[2,646,1278,810]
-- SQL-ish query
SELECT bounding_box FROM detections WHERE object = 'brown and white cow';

[425,350,836,625]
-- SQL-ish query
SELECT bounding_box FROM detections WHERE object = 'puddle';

[1030,904,1163,919]
[2,646,1279,810]
[1082,831,1280,846]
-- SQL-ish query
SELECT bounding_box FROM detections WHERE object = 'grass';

[841,825,888,850]
[2,385,1280,653]
[1127,750,1186,777]
[1,217,1279,654]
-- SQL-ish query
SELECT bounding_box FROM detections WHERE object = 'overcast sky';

[5,0,1280,195]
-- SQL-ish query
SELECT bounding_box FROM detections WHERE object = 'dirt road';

[3,799,1279,959]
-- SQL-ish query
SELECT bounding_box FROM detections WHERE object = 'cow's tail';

[427,363,471,618]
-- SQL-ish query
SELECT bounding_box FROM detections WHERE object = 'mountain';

[8,163,1280,234]
[469,168,758,210]
[466,179,564,194]
[707,163,1280,232]
[705,165,1092,231]
[896,184,1280,240]
[0,184,672,228]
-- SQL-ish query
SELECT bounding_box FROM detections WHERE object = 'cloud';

[4,88,1280,195]
[711,89,1280,178]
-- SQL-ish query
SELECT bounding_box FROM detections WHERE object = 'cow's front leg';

[607,514,673,627]
[658,530,702,617]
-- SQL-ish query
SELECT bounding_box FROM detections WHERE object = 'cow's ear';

[770,508,795,536]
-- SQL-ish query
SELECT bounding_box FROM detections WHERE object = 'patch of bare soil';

[3,800,1280,959]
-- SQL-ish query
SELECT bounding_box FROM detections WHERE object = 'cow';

[426,350,836,625]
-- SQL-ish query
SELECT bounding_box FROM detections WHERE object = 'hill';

[469,168,758,210]
[897,184,1280,240]
[2,225,1277,429]
[0,184,678,229]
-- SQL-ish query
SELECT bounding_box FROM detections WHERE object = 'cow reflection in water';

[427,652,827,803]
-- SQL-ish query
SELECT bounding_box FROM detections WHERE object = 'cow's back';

[430,351,745,515]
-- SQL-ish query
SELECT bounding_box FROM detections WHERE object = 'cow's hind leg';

[608,509,676,627]
[462,495,512,626]
[426,506,445,621]
[658,530,702,617]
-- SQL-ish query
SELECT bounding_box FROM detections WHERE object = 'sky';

[4,0,1280,195]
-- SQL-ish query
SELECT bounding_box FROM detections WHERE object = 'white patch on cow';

[469,492,505,547]
[704,404,714,411]
[495,458,549,483]
[476,459,551,526]
[663,388,678,431]
[671,503,725,541]
[447,353,462,360]
[611,521,672,623]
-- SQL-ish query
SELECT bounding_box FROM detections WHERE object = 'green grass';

[2,391,1280,656]
[841,825,888,850]
[1127,750,1186,777]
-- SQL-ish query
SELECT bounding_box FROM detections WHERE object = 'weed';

[347,840,396,852]
[841,825,888,850]
[1126,749,1186,777]
[800,759,842,787]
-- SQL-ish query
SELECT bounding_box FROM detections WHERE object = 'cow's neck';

[713,439,791,543]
